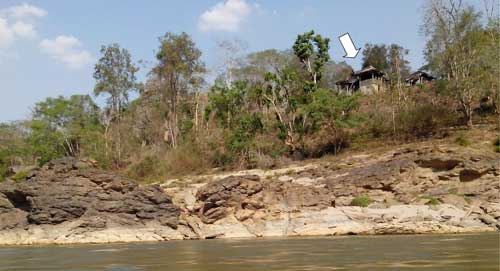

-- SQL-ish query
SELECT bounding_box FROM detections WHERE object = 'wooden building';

[336,65,386,95]
[405,71,435,86]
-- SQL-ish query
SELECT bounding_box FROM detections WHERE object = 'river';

[0,233,498,271]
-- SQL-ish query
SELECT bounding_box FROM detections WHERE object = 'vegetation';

[0,0,498,182]
[422,196,440,206]
[493,136,500,153]
[350,195,372,207]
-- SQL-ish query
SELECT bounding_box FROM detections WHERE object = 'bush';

[350,195,371,207]
[127,156,164,183]
[455,134,471,147]
[398,104,455,138]
[493,136,500,153]
[11,170,29,181]
[422,196,440,206]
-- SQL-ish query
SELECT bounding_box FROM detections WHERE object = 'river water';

[0,233,498,271]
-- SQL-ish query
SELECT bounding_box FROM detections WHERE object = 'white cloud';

[3,3,47,20]
[39,35,93,69]
[12,21,36,38]
[0,18,15,49]
[198,0,252,32]
[0,3,45,52]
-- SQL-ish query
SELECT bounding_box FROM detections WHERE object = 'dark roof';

[352,65,384,77]
[405,71,435,82]
[336,77,359,85]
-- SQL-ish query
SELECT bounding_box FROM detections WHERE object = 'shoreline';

[0,226,496,246]
[0,204,496,246]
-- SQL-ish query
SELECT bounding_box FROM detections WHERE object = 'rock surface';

[0,158,183,244]
[1,144,499,245]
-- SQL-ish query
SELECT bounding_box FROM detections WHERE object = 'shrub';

[422,196,440,206]
[455,134,471,147]
[398,104,455,138]
[127,156,164,183]
[494,137,500,153]
[11,170,29,181]
[350,195,371,207]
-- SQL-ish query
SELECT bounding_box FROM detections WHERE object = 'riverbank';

[0,135,499,245]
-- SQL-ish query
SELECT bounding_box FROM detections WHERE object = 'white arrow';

[339,33,361,58]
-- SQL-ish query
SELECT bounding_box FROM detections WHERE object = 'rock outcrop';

[0,143,499,245]
[169,145,499,239]
[0,158,183,244]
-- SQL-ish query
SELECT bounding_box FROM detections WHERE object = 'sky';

[0,0,488,122]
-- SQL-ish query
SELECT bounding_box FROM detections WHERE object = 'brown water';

[0,233,498,271]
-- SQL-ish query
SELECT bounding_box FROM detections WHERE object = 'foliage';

[292,30,330,90]
[11,170,29,181]
[455,134,471,147]
[0,123,31,180]
[493,136,500,153]
[150,32,206,148]
[94,43,139,165]
[422,1,499,127]
[28,95,102,166]
[422,196,440,206]
[362,44,389,71]
[350,195,371,207]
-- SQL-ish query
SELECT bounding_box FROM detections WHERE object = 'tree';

[361,44,389,71]
[28,95,102,165]
[292,30,330,91]
[93,44,139,163]
[150,32,206,148]
[422,0,491,127]
[387,44,411,94]
[206,79,263,162]
[216,39,248,88]
[0,123,31,179]
[321,61,354,90]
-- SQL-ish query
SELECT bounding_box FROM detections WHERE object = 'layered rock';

[169,145,499,239]
[0,158,183,244]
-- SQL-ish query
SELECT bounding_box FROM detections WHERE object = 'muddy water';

[0,233,498,271]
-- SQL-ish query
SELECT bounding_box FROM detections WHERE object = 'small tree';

[94,43,139,163]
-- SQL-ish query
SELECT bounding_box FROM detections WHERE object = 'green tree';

[422,0,492,127]
[292,30,330,90]
[361,43,389,71]
[28,95,102,165]
[0,123,31,180]
[151,32,206,147]
[94,43,139,163]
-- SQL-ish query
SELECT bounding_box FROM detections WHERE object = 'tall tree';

[150,32,206,148]
[93,44,139,163]
[387,44,411,91]
[292,30,330,90]
[361,43,389,71]
[422,0,488,127]
[216,39,248,88]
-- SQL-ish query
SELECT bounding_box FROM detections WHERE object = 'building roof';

[335,77,359,85]
[352,65,384,77]
[405,71,435,82]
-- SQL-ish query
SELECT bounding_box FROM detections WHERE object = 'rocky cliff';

[0,143,499,245]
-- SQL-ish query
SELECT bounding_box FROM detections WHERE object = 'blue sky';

[0,0,486,122]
